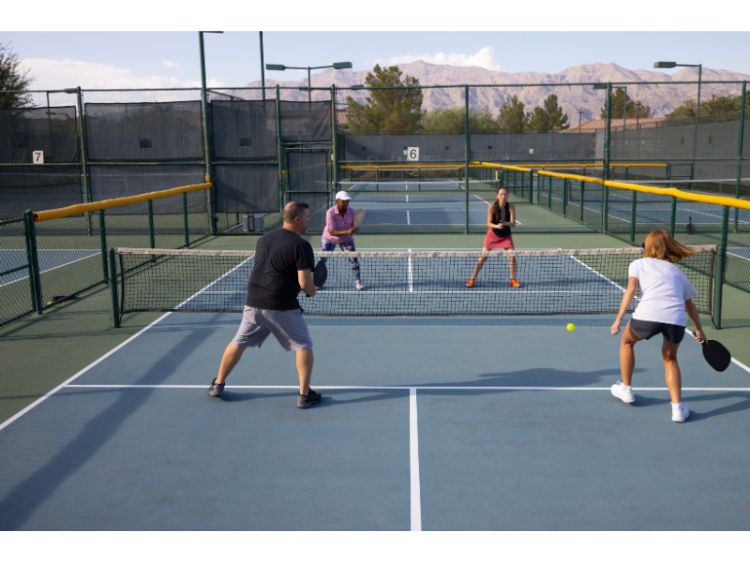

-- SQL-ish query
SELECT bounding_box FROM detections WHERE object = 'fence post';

[23,210,43,314]
[712,206,730,329]
[330,85,338,210]
[602,83,612,234]
[734,82,747,231]
[148,200,155,248]
[464,86,470,234]
[99,210,108,284]
[183,192,190,248]
[275,85,284,209]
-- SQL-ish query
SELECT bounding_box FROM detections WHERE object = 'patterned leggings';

[319,239,361,280]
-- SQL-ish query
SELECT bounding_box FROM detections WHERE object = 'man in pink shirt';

[319,190,363,290]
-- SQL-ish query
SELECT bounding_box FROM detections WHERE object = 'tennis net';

[110,246,716,326]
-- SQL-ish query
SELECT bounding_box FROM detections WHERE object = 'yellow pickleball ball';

[566,323,576,332]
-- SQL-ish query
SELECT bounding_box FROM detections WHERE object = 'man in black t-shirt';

[208,201,322,409]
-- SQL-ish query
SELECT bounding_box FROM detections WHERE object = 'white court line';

[0,250,99,288]
[727,249,750,262]
[0,256,254,432]
[410,388,422,532]
[64,384,750,391]
[0,310,175,432]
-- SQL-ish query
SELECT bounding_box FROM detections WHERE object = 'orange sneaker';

[509,278,522,288]
[466,278,476,288]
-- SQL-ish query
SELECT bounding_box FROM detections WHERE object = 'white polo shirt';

[628,257,698,326]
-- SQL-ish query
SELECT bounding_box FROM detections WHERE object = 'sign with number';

[33,150,45,164]
[406,147,419,161]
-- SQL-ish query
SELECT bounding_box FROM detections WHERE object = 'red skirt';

[483,229,514,250]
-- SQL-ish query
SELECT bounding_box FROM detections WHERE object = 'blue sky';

[3,2,748,91]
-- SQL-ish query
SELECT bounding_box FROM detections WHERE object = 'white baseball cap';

[334,190,351,201]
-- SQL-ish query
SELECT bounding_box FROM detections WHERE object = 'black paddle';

[702,339,732,372]
[313,259,328,288]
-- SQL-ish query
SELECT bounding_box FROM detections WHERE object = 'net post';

[23,210,43,314]
[109,248,121,328]
[99,209,109,284]
[148,200,155,248]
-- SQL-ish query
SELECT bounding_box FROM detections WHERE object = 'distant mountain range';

[235,62,750,121]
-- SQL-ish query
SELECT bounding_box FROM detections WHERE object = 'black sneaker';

[208,378,225,398]
[296,388,322,409]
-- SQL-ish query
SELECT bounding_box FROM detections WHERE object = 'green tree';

[346,65,422,133]
[421,107,499,133]
[497,95,527,133]
[0,43,32,109]
[600,88,653,120]
[526,94,570,132]
[664,94,750,124]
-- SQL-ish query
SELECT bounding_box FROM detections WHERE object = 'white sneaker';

[355,279,364,291]
[672,403,690,423]
[610,382,635,404]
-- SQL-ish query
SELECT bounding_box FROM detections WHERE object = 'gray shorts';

[231,306,313,351]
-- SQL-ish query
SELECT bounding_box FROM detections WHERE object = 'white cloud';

[20,58,226,99]
[384,47,502,71]
[162,60,182,71]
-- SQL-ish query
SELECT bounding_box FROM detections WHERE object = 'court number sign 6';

[406,147,419,161]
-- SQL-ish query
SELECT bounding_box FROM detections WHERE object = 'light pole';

[198,31,223,234]
[655,61,703,176]
[265,61,352,103]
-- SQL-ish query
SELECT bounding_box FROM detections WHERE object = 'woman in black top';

[466,186,521,288]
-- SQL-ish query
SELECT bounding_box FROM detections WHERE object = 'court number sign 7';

[33,150,45,164]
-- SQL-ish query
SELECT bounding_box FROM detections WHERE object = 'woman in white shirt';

[610,229,705,423]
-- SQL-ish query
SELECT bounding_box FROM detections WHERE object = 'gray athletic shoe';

[296,388,322,409]
[208,378,225,398]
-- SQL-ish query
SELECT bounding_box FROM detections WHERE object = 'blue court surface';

[1,311,749,531]
[0,249,100,286]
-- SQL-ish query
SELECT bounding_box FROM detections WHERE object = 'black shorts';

[629,319,686,344]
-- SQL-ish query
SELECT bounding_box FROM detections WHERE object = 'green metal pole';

[602,83,612,234]
[692,64,702,181]
[734,82,747,230]
[148,200,155,248]
[259,32,266,103]
[99,210,108,284]
[24,210,43,314]
[109,248,121,328]
[464,86,470,234]
[73,86,93,236]
[712,206,730,329]
[199,32,217,235]
[330,85,338,209]
[183,192,190,247]
[275,85,284,209]
[580,180,585,223]
[629,189,636,244]
[669,196,677,236]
